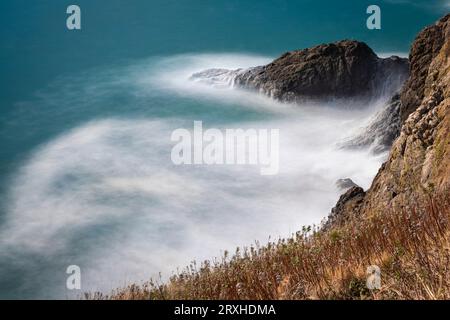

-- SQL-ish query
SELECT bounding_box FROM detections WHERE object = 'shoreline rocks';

[340,94,402,153]
[335,178,359,191]
[325,13,450,231]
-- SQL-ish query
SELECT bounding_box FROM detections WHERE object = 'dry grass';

[89,193,450,300]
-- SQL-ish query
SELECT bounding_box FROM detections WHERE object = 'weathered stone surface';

[192,40,409,102]
[234,40,408,102]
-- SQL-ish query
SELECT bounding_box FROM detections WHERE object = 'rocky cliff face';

[192,40,409,102]
[329,14,450,225]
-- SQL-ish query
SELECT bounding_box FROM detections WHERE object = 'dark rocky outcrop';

[400,14,449,123]
[192,40,409,102]
[192,41,410,153]
[341,94,402,153]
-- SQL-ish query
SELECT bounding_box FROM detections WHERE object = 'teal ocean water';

[0,1,448,298]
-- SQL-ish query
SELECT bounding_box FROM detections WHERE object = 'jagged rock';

[328,14,450,228]
[323,186,366,231]
[400,15,449,122]
[341,94,402,153]
[235,40,409,101]
[335,178,359,191]
[190,68,241,88]
[193,40,409,102]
